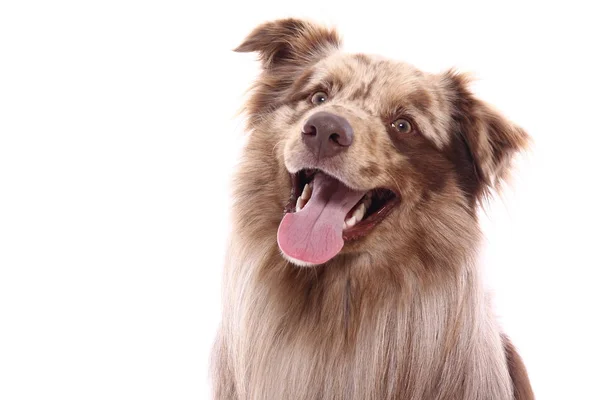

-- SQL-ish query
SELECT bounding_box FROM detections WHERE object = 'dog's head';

[234,19,529,267]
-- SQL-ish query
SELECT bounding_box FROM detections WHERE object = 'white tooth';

[343,221,348,229]
[353,203,366,222]
[345,216,357,228]
[364,196,372,209]
[301,184,312,200]
[296,197,306,212]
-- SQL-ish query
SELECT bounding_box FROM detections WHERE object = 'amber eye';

[310,91,328,105]
[391,118,412,134]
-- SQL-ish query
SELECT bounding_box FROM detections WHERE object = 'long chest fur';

[220,247,513,400]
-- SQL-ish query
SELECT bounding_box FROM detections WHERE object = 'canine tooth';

[353,203,366,222]
[345,216,357,228]
[300,184,312,200]
[296,197,306,212]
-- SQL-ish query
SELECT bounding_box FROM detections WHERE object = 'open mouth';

[277,169,399,266]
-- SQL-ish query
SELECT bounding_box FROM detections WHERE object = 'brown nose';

[302,111,354,159]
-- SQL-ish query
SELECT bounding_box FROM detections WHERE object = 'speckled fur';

[212,19,533,400]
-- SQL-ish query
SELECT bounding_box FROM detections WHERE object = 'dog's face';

[235,19,528,267]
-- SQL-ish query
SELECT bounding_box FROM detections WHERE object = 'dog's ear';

[235,19,341,69]
[442,70,530,198]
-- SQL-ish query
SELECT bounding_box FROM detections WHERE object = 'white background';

[1,1,599,399]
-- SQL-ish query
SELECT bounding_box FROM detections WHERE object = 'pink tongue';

[277,173,367,265]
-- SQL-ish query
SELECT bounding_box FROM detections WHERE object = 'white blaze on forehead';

[307,53,453,148]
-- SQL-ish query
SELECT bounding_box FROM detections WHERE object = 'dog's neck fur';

[215,198,513,400]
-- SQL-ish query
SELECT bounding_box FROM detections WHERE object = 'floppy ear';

[443,70,530,198]
[235,19,341,120]
[235,18,341,70]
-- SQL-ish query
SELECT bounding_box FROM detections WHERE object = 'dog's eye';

[391,118,412,134]
[310,91,328,105]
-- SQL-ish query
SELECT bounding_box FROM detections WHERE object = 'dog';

[211,18,533,400]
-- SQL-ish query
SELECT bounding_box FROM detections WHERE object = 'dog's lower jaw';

[280,251,320,267]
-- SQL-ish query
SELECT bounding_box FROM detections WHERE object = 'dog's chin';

[280,251,320,267]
